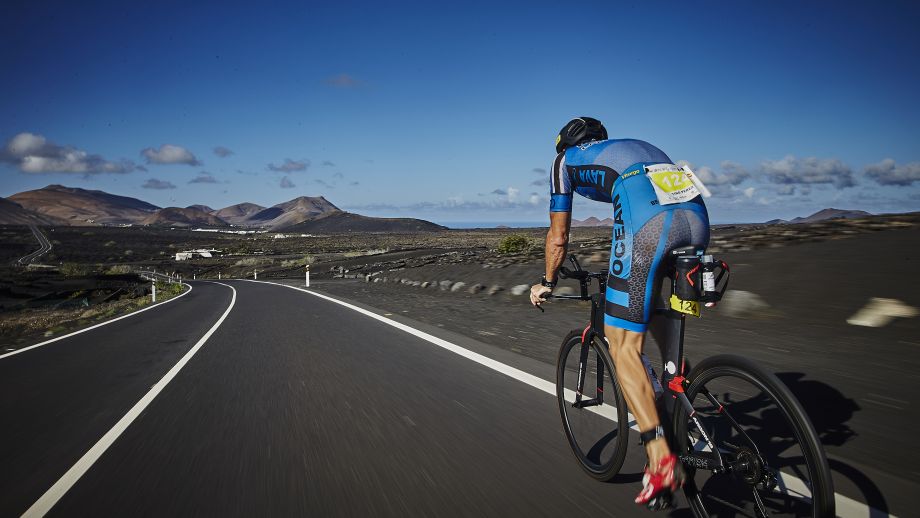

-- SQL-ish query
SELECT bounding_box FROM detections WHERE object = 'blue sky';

[1,0,918,224]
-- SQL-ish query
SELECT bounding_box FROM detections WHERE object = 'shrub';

[280,254,315,268]
[497,234,532,255]
[106,265,132,275]
[234,257,272,267]
[60,263,92,277]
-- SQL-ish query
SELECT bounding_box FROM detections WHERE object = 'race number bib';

[669,294,701,317]
[645,164,701,205]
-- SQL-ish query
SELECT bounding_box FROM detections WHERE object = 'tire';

[672,354,835,517]
[556,330,629,481]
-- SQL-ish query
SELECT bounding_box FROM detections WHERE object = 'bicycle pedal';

[645,492,673,511]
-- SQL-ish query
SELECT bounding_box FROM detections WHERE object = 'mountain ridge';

[3,185,441,232]
[9,184,159,225]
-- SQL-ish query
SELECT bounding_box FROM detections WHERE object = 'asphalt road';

[0,279,905,516]
[15,225,52,266]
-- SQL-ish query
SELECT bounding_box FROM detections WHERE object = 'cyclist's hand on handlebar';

[530,284,552,307]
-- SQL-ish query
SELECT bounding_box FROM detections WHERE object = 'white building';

[175,249,223,261]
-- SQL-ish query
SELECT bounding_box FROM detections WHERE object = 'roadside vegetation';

[0,270,188,353]
[497,234,534,255]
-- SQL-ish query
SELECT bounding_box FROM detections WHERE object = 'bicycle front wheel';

[673,354,835,517]
[556,330,629,481]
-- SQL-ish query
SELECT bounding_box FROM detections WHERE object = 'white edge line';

[21,282,237,518]
[248,279,893,518]
[0,283,194,361]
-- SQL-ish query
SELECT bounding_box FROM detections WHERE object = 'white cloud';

[280,176,296,188]
[213,146,234,158]
[189,172,218,184]
[1,132,136,174]
[679,160,750,187]
[743,187,755,198]
[777,185,796,196]
[760,155,855,188]
[864,159,920,186]
[268,159,309,172]
[142,178,176,189]
[141,144,201,166]
[677,160,752,198]
[324,74,361,88]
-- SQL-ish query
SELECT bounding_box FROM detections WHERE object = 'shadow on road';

[778,372,893,515]
[776,372,859,447]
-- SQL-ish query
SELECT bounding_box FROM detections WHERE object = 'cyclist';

[530,117,710,508]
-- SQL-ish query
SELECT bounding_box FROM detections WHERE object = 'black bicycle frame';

[558,254,748,475]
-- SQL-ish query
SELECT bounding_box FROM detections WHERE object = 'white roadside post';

[305,265,310,287]
[218,271,221,280]
[152,281,156,303]
[254,269,258,280]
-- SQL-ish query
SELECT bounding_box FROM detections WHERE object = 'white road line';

[0,283,193,361]
[252,280,895,518]
[22,282,237,518]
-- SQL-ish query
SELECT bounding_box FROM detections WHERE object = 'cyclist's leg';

[603,169,710,501]
[603,171,673,465]
[604,212,673,466]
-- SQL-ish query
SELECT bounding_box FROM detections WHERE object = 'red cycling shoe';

[635,453,685,510]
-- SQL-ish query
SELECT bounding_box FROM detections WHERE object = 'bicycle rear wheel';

[556,330,629,481]
[673,355,835,517]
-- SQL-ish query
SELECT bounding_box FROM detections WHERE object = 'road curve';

[0,281,235,515]
[4,280,657,517]
[16,225,53,266]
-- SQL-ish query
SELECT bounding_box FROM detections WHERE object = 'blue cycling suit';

[550,139,710,332]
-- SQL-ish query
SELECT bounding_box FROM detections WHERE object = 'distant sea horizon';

[437,221,547,229]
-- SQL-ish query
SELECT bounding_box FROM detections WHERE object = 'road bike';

[547,251,835,517]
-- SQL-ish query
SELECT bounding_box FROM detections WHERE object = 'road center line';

[254,280,893,518]
[22,282,237,518]
[0,283,193,361]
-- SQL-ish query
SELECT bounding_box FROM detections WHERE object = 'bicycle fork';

[573,329,605,409]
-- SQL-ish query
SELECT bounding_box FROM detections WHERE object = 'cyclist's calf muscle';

[604,324,669,465]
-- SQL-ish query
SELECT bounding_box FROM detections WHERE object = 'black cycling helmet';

[555,117,608,154]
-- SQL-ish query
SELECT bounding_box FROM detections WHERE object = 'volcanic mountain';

[245,196,341,229]
[283,211,447,233]
[790,208,872,224]
[141,207,229,228]
[0,197,68,225]
[571,216,615,227]
[6,185,445,232]
[9,185,159,225]
[212,202,266,226]
[766,208,873,225]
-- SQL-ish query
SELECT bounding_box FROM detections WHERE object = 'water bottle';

[674,255,700,300]
[702,256,716,291]
[701,255,716,305]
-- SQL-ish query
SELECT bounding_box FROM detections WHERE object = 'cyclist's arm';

[544,211,571,282]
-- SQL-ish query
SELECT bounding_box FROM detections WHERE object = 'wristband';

[541,275,556,288]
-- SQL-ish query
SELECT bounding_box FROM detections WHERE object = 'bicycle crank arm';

[572,398,603,408]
